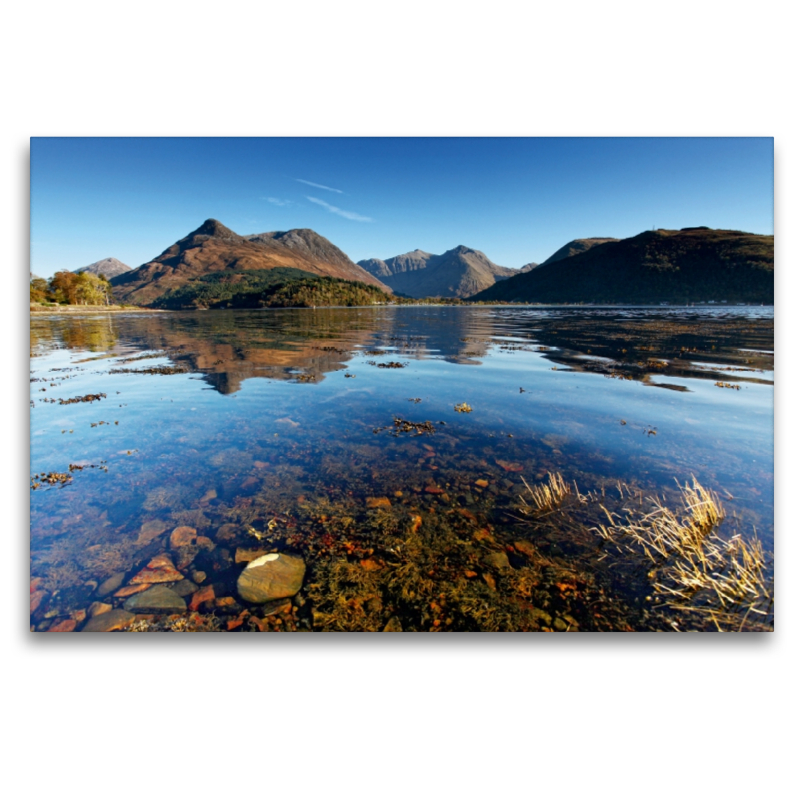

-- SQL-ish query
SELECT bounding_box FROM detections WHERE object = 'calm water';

[30,306,774,632]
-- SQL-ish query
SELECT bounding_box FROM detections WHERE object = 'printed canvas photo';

[29,137,774,632]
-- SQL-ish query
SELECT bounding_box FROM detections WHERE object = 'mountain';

[469,228,774,304]
[518,262,539,273]
[539,238,619,266]
[357,245,516,298]
[110,219,391,305]
[74,257,133,279]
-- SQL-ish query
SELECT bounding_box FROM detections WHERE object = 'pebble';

[484,551,511,570]
[237,553,306,604]
[123,585,187,614]
[136,520,167,546]
[130,553,184,584]
[97,572,126,597]
[170,579,199,597]
[366,497,391,508]
[170,526,198,548]
[82,609,136,632]
[382,617,403,632]
[189,585,215,611]
[191,570,207,584]
[48,619,77,632]
[514,540,537,558]
[88,601,113,618]
[475,479,489,488]
[114,584,152,598]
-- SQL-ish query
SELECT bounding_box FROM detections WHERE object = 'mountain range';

[110,220,390,305]
[470,227,774,304]
[357,246,516,298]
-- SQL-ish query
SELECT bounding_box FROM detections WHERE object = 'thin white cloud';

[306,196,373,223]
[296,178,343,194]
[262,197,292,206]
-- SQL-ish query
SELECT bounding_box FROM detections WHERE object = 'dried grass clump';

[593,477,773,631]
[518,472,571,515]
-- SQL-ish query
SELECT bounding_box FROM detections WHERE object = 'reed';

[592,477,773,631]
[518,472,571,514]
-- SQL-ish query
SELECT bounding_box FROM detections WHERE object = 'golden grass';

[592,477,773,631]
[518,472,571,514]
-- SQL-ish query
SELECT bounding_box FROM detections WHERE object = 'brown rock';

[366,497,391,509]
[464,570,478,579]
[130,553,183,584]
[169,526,197,548]
[48,619,77,632]
[137,520,167,545]
[189,585,215,611]
[237,553,306,604]
[235,547,268,564]
[88,601,113,618]
[409,514,422,535]
[382,616,403,632]
[114,584,152,598]
[215,596,237,608]
[82,609,136,632]
[424,486,444,495]
[191,570,207,584]
[484,551,511,570]
[261,599,292,617]
[483,573,497,591]
[200,488,217,503]
[514,540,537,558]
[97,572,126,597]
[196,536,215,551]
[174,545,199,570]
[71,609,87,623]
[475,479,489,488]
[123,585,187,614]
[359,558,383,572]
[30,577,44,594]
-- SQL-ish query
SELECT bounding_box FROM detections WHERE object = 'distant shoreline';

[30,304,167,314]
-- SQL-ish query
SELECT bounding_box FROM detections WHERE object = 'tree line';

[30,271,113,306]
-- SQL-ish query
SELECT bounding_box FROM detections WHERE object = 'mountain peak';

[191,219,240,240]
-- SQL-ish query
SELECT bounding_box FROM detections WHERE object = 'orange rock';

[130,553,183,584]
[424,486,444,494]
[514,540,537,558]
[464,570,478,578]
[409,514,423,534]
[483,573,497,591]
[30,590,48,614]
[254,460,269,469]
[189,585,215,611]
[88,601,113,618]
[170,526,197,548]
[48,619,77,632]
[475,479,489,488]
[366,496,391,509]
[360,558,383,572]
[227,618,244,631]
[114,584,152,597]
[30,577,44,594]
[495,459,523,473]
[215,596,236,607]
[393,491,403,498]
[473,528,494,542]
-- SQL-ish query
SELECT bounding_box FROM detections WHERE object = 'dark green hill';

[150,268,390,309]
[469,228,773,304]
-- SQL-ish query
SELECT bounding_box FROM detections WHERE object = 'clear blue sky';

[30,137,773,278]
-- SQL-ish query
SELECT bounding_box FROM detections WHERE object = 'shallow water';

[30,306,774,632]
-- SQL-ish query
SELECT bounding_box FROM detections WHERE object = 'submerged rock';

[170,579,199,597]
[82,609,136,632]
[123,585,187,614]
[88,601,113,618]
[237,553,306,604]
[130,554,183,584]
[97,572,126,597]
[383,616,403,632]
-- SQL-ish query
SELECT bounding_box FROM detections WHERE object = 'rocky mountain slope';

[110,220,390,305]
[470,228,774,304]
[358,245,515,298]
[74,257,133,279]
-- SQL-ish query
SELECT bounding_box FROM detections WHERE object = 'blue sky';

[30,137,773,278]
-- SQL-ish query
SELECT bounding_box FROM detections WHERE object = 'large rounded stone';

[123,585,187,614]
[82,609,136,632]
[237,553,306,604]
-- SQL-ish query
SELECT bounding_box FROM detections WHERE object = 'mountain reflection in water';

[29,306,774,632]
